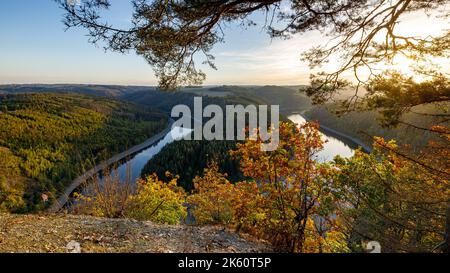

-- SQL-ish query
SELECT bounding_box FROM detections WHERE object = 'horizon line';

[0,83,309,88]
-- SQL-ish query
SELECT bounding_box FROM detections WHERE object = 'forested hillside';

[305,104,444,149]
[122,86,265,114]
[0,93,166,212]
[247,85,312,113]
[141,138,243,191]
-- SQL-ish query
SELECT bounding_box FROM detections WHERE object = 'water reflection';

[288,114,354,162]
[107,127,192,183]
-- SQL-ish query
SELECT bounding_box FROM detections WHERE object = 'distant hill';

[0,84,309,113]
[246,85,312,114]
[121,89,199,114]
[0,84,157,98]
[122,85,266,114]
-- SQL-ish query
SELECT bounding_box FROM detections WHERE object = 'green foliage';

[125,174,187,225]
[0,175,26,213]
[141,138,243,192]
[365,71,450,127]
[74,172,186,225]
[0,148,26,212]
[332,140,449,252]
[0,93,166,212]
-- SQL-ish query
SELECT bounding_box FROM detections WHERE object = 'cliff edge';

[0,214,271,253]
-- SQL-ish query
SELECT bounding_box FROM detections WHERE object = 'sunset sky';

[1,0,448,86]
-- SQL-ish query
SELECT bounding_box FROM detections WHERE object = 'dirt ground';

[0,213,272,253]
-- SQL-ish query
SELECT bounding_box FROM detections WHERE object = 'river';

[50,114,363,211]
[288,114,355,162]
[105,126,193,183]
[108,114,358,184]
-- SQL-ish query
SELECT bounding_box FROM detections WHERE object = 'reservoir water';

[287,114,355,162]
[107,115,357,184]
[105,126,192,183]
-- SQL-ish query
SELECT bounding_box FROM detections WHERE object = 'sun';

[373,54,435,83]
[391,55,415,74]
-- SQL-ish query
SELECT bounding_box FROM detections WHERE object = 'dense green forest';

[141,137,243,191]
[0,93,166,212]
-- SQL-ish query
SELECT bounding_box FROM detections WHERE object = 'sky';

[0,0,448,86]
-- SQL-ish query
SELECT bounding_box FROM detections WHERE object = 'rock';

[66,240,81,253]
[227,246,237,253]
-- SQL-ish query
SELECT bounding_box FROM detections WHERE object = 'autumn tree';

[189,122,349,252]
[187,163,239,225]
[235,122,348,252]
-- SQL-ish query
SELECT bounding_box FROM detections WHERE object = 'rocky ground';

[0,213,272,253]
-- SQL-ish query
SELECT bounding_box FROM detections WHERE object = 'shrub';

[187,164,237,225]
[74,170,187,225]
[72,169,134,218]
[125,174,187,224]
